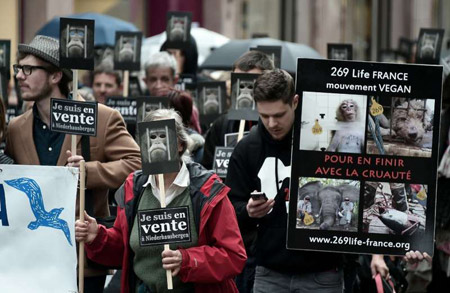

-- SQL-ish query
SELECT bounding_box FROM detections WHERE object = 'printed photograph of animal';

[367,97,434,157]
[296,178,360,231]
[362,181,426,235]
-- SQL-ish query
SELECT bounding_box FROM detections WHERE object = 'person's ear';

[50,71,63,85]
[292,94,299,110]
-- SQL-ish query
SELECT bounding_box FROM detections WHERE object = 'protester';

[75,108,246,293]
[5,35,142,293]
[160,35,198,76]
[202,50,275,170]
[226,69,344,292]
[168,90,205,163]
[91,63,123,104]
[143,51,201,134]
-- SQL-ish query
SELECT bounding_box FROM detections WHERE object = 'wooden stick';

[158,174,173,290]
[71,69,78,155]
[237,119,245,142]
[123,70,129,98]
[78,160,86,293]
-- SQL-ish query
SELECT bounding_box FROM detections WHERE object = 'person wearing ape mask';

[327,99,364,154]
[75,109,246,293]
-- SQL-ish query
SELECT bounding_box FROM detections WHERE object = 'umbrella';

[141,26,229,67]
[200,38,322,73]
[36,12,139,46]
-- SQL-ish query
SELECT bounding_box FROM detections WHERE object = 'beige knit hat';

[18,35,73,80]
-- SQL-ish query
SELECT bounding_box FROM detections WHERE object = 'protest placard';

[114,31,142,71]
[327,43,353,60]
[138,119,180,175]
[287,58,442,256]
[212,147,234,178]
[250,45,282,68]
[165,11,192,49]
[416,28,445,65]
[136,97,169,124]
[228,72,260,121]
[197,81,227,126]
[106,96,137,124]
[59,18,95,70]
[0,165,78,293]
[50,98,98,136]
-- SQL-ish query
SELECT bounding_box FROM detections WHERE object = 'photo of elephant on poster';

[296,178,360,232]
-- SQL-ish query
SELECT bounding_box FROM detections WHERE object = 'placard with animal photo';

[250,45,282,68]
[165,11,192,49]
[129,75,143,97]
[224,131,249,147]
[59,18,95,70]
[287,58,442,256]
[416,28,444,64]
[327,43,353,60]
[105,96,137,124]
[135,97,169,124]
[138,119,180,175]
[0,40,11,72]
[114,31,142,71]
[50,99,98,136]
[197,81,226,125]
[228,72,260,121]
[398,37,416,61]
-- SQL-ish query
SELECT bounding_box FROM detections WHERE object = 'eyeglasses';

[13,64,49,76]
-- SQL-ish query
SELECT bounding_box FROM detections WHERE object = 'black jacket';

[226,123,342,273]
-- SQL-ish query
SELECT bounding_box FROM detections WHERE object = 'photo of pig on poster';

[287,58,442,256]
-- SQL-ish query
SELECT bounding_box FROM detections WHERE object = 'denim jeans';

[253,265,343,293]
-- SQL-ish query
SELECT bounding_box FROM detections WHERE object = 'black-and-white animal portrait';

[63,25,87,58]
[59,18,94,69]
[169,15,188,42]
[419,32,439,60]
[235,79,255,110]
[202,87,221,115]
[327,99,365,154]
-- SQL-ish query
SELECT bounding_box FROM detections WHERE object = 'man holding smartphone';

[226,69,343,292]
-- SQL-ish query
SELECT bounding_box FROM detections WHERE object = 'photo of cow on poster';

[299,92,367,154]
[296,177,360,232]
[228,72,260,121]
[138,119,180,175]
[59,18,95,70]
[114,31,142,71]
[366,97,434,157]
[362,181,426,236]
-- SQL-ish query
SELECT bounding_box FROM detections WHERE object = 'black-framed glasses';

[13,64,49,76]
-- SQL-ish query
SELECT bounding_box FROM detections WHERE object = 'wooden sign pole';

[237,119,245,142]
[123,70,130,98]
[78,160,86,293]
[158,173,173,290]
[71,69,78,154]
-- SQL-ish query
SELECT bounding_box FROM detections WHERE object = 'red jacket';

[85,163,247,293]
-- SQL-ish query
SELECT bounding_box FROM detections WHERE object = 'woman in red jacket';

[75,109,246,293]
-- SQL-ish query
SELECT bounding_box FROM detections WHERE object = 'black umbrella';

[200,38,322,73]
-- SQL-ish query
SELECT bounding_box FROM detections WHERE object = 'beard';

[22,80,53,102]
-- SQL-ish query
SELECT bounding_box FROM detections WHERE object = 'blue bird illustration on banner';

[5,178,72,246]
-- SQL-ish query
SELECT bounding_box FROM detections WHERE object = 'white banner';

[0,165,78,293]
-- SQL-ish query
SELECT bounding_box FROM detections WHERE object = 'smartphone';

[251,191,267,201]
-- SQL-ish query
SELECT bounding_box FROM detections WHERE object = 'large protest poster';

[0,165,78,292]
[287,59,442,256]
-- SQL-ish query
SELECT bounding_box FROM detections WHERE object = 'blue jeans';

[253,266,343,293]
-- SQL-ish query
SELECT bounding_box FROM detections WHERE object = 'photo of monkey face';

[235,79,255,110]
[136,97,169,123]
[228,73,260,121]
[327,44,353,61]
[138,119,180,175]
[114,31,142,71]
[419,33,438,59]
[165,11,192,49]
[59,18,94,70]
[202,87,221,115]
[416,28,444,64]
